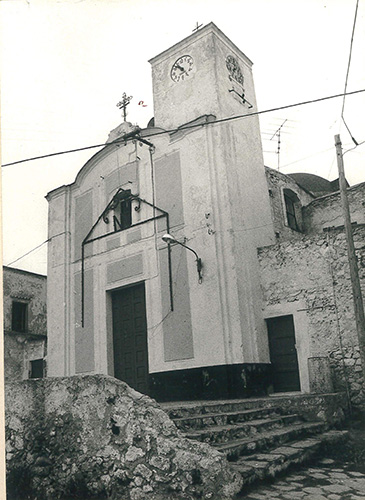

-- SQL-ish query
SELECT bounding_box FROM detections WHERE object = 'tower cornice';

[149,22,253,67]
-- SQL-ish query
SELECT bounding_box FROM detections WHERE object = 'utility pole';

[335,134,365,384]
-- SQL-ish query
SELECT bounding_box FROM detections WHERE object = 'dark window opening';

[30,359,44,379]
[284,193,299,231]
[113,190,132,231]
[12,301,28,332]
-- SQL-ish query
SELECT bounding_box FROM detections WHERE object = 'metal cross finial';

[192,22,203,32]
[116,93,133,122]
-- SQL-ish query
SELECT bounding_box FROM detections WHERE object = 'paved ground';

[241,459,365,499]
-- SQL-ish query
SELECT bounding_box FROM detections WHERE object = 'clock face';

[226,55,244,86]
[171,55,194,83]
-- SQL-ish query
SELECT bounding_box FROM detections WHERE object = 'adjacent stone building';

[3,266,47,381]
[259,174,365,408]
[46,23,364,407]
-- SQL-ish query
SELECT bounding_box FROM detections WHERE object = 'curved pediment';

[72,142,119,190]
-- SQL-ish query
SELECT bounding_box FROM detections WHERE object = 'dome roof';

[288,173,340,196]
[147,117,155,128]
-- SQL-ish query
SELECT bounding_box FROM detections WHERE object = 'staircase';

[162,397,348,490]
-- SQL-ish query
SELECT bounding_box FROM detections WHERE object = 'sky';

[1,0,364,275]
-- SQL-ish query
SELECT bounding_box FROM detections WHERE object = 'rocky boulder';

[5,374,242,499]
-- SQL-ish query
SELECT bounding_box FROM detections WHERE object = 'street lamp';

[162,234,203,283]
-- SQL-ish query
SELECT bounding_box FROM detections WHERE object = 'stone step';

[162,396,348,497]
[214,421,326,460]
[184,414,302,444]
[163,398,284,419]
[231,430,349,489]
[162,393,348,423]
[172,406,281,430]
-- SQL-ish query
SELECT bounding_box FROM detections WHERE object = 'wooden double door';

[267,315,301,393]
[112,283,149,394]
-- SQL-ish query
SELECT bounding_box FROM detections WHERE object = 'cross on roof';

[116,93,133,122]
[192,22,203,33]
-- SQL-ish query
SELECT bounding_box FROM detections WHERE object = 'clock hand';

[176,64,185,72]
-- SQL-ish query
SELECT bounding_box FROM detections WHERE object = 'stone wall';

[3,267,47,336]
[265,167,315,241]
[258,224,365,410]
[4,335,26,380]
[4,335,45,381]
[5,375,242,500]
[303,182,365,234]
[3,267,47,381]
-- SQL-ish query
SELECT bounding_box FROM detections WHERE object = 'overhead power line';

[341,0,360,145]
[2,142,108,168]
[2,89,365,168]
[344,139,365,156]
[6,239,49,267]
[280,147,335,170]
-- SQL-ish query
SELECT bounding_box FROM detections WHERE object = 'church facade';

[46,23,365,405]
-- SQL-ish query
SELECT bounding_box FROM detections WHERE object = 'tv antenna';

[270,119,287,171]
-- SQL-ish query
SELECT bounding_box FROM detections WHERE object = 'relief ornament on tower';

[226,55,244,86]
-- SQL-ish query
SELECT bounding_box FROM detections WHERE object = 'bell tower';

[149,22,258,130]
[149,23,276,368]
